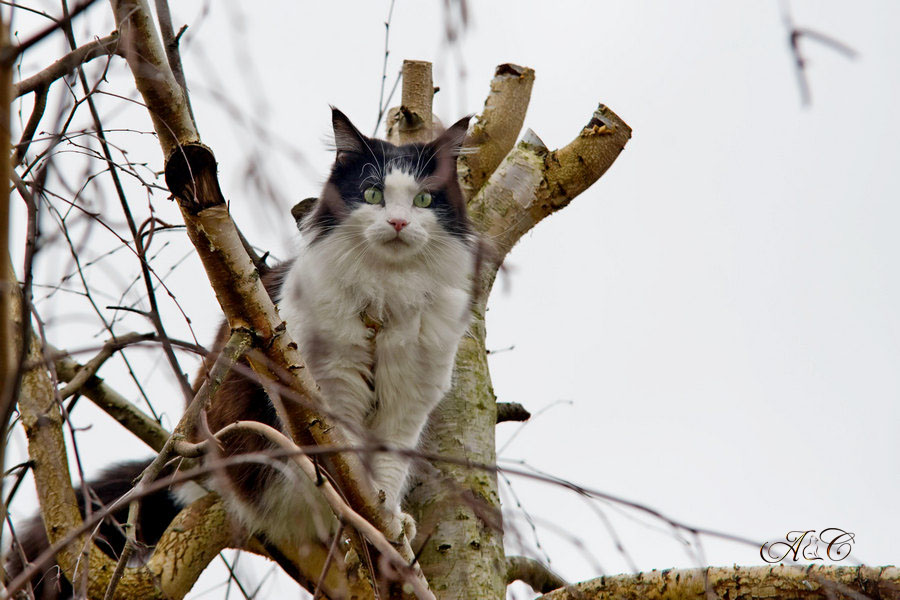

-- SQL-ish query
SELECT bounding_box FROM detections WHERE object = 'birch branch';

[458,63,535,200]
[387,59,434,144]
[12,33,120,97]
[538,566,900,600]
[110,0,197,154]
[471,104,632,260]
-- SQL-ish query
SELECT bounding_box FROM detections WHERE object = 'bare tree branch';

[539,566,900,600]
[12,33,119,98]
[56,332,154,399]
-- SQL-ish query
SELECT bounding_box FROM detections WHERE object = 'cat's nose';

[388,218,408,233]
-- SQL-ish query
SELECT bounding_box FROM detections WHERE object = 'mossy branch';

[538,566,900,600]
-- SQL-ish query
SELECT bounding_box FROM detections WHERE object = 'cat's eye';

[364,187,383,204]
[413,192,433,208]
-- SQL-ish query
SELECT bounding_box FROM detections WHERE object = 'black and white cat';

[186,108,477,547]
[8,108,477,596]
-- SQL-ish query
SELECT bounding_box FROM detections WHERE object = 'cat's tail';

[4,458,185,600]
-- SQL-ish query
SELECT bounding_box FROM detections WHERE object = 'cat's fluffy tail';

[5,458,184,600]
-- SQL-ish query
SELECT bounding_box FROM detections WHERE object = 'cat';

[7,108,477,596]
[184,108,477,548]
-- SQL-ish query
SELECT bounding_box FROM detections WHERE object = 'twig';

[14,84,47,164]
[60,0,195,404]
[209,421,434,600]
[57,331,154,399]
[373,0,396,135]
[312,527,344,600]
[53,345,170,451]
[778,0,857,107]
[1,0,100,62]
[12,32,119,97]
[102,330,252,599]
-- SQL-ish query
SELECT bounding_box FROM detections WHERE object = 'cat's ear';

[429,115,472,157]
[331,107,369,158]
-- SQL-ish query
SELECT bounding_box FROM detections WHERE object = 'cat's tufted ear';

[331,107,369,158]
[428,115,472,157]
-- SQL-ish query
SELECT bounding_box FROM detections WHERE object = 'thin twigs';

[2,0,99,60]
[12,32,119,97]
[778,0,857,107]
[210,421,434,600]
[53,347,170,451]
[312,527,344,600]
[61,0,195,403]
[373,0,396,135]
[0,8,14,557]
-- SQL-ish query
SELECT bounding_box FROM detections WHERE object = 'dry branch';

[539,566,900,600]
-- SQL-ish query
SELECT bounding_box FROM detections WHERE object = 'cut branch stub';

[387,59,435,144]
[164,143,226,212]
[458,63,535,201]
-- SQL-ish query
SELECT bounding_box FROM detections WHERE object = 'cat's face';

[306,109,472,265]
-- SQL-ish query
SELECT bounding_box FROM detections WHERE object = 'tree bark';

[539,566,900,600]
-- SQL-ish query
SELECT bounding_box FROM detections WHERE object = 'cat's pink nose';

[388,218,408,232]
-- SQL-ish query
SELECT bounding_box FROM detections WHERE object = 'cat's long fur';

[200,109,477,548]
[6,109,476,596]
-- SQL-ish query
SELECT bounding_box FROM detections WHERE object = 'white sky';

[6,1,899,598]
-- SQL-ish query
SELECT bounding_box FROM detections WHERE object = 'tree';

[1,2,897,599]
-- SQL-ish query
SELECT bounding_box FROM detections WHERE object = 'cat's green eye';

[413,192,433,208]
[364,187,383,204]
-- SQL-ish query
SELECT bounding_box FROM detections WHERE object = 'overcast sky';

[7,1,899,598]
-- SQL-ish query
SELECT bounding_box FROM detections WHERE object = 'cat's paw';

[398,510,417,541]
[383,508,417,542]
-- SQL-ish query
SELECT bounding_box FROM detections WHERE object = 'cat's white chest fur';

[277,220,473,513]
